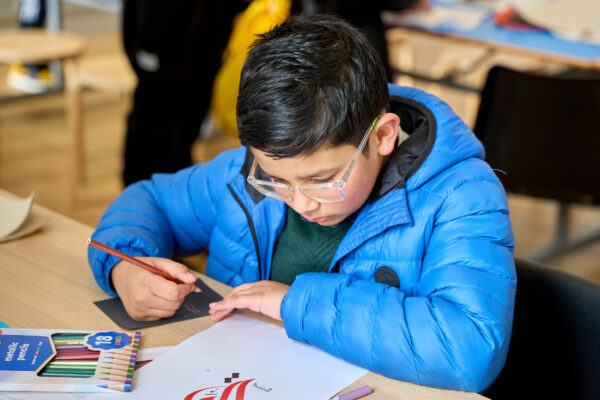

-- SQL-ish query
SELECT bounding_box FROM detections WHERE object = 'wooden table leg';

[62,57,84,201]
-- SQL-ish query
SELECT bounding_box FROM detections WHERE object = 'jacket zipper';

[227,184,263,280]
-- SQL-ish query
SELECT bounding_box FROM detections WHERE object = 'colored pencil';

[54,333,87,336]
[99,376,132,384]
[48,362,98,368]
[103,355,135,363]
[54,347,97,354]
[37,331,140,389]
[98,360,135,370]
[107,349,138,356]
[40,368,96,376]
[105,352,135,360]
[87,238,203,292]
[97,369,132,378]
[97,365,133,373]
[53,354,99,361]
[40,370,94,377]
[98,383,131,392]
[97,369,133,378]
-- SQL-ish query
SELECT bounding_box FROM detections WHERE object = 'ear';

[373,113,400,156]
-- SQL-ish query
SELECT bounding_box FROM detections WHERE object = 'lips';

[305,216,331,224]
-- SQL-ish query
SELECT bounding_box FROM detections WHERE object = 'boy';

[89,15,515,392]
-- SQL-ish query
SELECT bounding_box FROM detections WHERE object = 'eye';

[313,175,334,184]
[270,176,285,184]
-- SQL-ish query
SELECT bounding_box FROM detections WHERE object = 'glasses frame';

[247,116,381,203]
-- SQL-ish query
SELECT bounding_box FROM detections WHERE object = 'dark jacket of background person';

[301,0,422,80]
[121,0,247,186]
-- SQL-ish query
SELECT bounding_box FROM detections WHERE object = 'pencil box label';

[84,331,131,351]
[0,335,53,371]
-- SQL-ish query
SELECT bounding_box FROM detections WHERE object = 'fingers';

[209,306,234,322]
[139,257,197,284]
[209,286,260,322]
[125,288,187,321]
[112,259,196,321]
[222,282,254,301]
[127,306,180,321]
[208,287,245,322]
[209,281,289,322]
[148,274,194,302]
[212,291,257,312]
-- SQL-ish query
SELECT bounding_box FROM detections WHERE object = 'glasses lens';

[252,182,292,201]
[301,187,345,203]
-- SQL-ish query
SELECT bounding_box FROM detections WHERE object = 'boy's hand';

[110,257,197,321]
[208,281,289,322]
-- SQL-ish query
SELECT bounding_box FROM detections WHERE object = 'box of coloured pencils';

[0,328,140,392]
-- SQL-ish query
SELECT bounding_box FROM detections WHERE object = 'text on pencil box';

[4,342,30,362]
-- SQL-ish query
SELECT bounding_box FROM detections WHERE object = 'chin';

[315,216,343,226]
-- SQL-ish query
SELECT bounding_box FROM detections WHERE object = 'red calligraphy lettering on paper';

[184,379,255,400]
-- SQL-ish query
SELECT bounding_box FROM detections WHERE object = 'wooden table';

[0,195,486,399]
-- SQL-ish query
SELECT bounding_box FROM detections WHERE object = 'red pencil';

[87,238,202,293]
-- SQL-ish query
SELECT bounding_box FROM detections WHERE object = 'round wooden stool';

[0,29,86,197]
[0,29,86,65]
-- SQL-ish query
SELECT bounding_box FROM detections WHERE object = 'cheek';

[329,169,377,216]
[346,162,378,201]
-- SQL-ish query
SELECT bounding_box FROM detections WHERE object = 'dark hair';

[236,14,389,158]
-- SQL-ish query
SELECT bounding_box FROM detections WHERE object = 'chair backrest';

[473,66,600,205]
[483,258,600,400]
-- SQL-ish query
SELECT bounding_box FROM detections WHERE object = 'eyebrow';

[259,164,340,181]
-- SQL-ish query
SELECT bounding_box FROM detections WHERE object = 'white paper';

[85,315,367,400]
[136,345,174,362]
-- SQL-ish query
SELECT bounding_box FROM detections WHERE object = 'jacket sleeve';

[88,148,244,296]
[280,176,516,392]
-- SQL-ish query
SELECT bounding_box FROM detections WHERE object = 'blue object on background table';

[431,0,600,62]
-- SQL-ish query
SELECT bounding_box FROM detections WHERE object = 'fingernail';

[193,286,202,293]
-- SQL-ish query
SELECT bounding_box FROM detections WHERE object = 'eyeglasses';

[247,116,380,203]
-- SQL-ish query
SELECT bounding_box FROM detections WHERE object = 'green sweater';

[270,207,353,285]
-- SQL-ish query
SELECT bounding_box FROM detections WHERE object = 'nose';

[289,190,319,215]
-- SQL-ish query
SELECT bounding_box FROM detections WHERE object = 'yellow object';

[211,0,291,139]
[6,62,56,94]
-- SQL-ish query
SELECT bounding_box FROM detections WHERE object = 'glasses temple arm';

[340,116,380,182]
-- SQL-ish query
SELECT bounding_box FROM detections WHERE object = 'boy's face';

[250,131,387,227]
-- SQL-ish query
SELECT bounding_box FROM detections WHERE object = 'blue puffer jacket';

[89,85,515,392]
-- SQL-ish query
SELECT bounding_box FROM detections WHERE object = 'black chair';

[483,258,600,399]
[473,66,600,261]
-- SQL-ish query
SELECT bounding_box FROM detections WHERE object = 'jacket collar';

[329,187,413,270]
[329,96,437,268]
[370,95,436,201]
